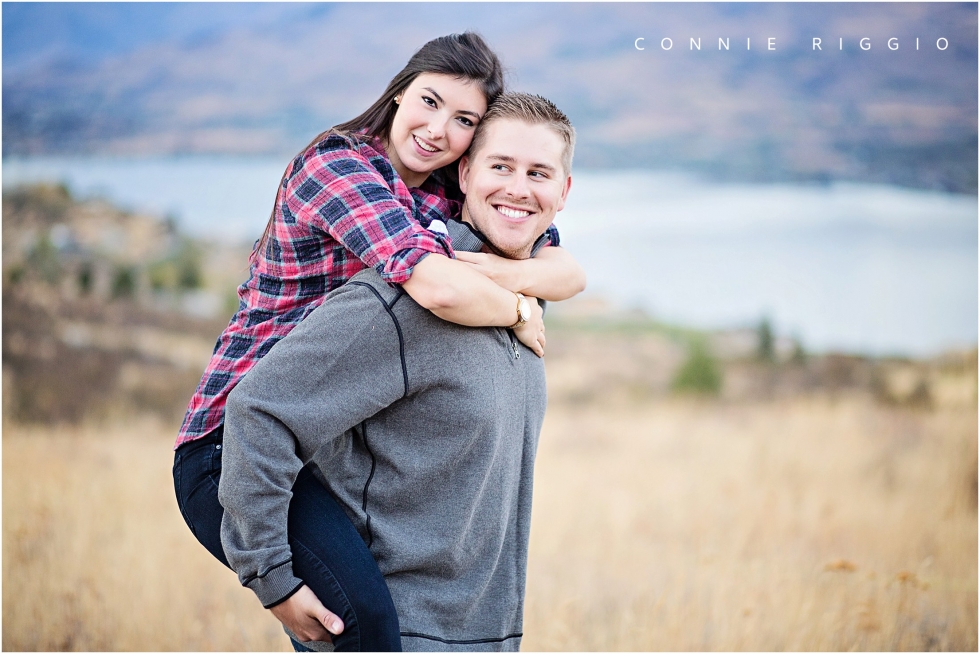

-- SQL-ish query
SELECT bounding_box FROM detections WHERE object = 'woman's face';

[386,73,487,187]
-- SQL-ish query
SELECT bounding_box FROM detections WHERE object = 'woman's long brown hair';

[251,32,504,264]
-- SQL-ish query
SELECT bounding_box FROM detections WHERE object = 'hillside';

[2,184,251,424]
[3,3,977,192]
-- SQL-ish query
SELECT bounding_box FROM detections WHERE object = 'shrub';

[112,266,136,299]
[672,338,722,395]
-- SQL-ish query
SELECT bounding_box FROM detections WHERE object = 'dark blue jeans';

[173,426,402,651]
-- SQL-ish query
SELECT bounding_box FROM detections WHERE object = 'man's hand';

[512,296,545,357]
[269,584,344,643]
[455,251,525,292]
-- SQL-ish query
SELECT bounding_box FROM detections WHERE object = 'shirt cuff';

[380,229,455,285]
[246,560,305,609]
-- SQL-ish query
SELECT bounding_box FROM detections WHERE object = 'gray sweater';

[219,222,548,651]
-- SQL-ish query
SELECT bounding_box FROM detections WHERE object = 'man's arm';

[218,281,406,609]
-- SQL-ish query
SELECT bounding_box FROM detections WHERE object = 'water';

[556,171,978,357]
[3,155,286,242]
[3,157,976,356]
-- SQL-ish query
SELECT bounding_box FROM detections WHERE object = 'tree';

[758,316,775,363]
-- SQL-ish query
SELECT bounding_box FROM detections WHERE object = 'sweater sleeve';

[282,134,454,285]
[218,281,407,607]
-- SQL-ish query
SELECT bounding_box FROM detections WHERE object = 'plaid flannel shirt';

[176,132,560,448]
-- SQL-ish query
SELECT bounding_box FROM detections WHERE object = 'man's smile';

[492,202,535,221]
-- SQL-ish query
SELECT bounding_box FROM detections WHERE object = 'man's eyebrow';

[423,87,482,120]
[486,154,558,172]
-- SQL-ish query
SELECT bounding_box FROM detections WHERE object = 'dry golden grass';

[2,418,290,652]
[523,395,977,650]
[3,395,976,650]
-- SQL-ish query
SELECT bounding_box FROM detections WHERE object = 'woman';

[173,32,585,651]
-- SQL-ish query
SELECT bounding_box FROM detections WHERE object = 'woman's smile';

[412,134,442,154]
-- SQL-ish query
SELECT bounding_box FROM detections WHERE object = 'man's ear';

[555,174,572,212]
[458,156,471,194]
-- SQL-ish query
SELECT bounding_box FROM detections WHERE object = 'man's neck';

[456,212,494,255]
[445,216,491,255]
[454,209,550,260]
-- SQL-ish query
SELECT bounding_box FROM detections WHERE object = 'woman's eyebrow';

[423,86,481,120]
[422,87,445,104]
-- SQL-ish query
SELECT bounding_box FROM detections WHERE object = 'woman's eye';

[422,96,437,107]
[457,117,474,128]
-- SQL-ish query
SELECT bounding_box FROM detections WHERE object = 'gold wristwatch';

[510,292,531,329]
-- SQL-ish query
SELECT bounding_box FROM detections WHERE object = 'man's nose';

[504,172,530,198]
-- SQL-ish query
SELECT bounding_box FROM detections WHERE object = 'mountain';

[3,3,977,192]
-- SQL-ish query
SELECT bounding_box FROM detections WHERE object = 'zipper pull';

[512,339,521,359]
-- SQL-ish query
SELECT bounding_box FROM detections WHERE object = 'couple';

[173,33,583,652]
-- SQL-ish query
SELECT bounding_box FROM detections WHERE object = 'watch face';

[518,297,531,321]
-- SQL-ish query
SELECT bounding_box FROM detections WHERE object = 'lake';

[3,156,976,357]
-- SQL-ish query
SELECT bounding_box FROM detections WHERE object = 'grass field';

[3,381,977,650]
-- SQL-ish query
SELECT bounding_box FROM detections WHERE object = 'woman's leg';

[173,427,229,566]
[287,467,402,652]
[172,427,401,651]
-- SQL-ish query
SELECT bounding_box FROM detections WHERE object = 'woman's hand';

[455,251,524,291]
[512,296,546,357]
[269,584,344,644]
[456,247,586,302]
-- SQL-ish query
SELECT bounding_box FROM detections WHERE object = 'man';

[220,92,575,652]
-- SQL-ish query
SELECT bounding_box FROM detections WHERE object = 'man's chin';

[466,216,534,259]
[485,239,533,261]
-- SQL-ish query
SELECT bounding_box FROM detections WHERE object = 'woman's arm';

[282,136,563,353]
[454,245,587,301]
[402,253,547,357]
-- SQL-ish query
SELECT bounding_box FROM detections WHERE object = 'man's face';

[458,119,572,260]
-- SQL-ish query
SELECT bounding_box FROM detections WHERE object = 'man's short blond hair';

[469,92,576,176]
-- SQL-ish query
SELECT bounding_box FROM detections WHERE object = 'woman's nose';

[426,116,448,140]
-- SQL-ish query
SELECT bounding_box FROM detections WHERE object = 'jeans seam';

[173,453,197,536]
[207,444,222,491]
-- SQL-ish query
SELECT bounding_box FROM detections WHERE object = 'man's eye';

[492,164,508,171]
[529,171,548,179]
